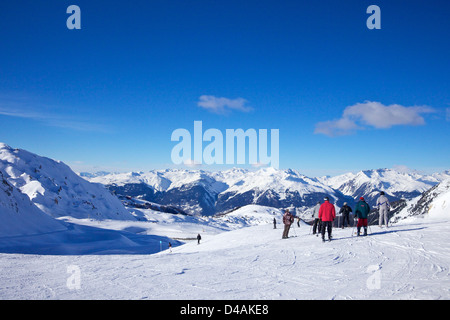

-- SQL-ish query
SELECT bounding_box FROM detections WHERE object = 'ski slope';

[0,208,449,300]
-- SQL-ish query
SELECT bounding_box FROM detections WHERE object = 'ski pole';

[292,223,297,237]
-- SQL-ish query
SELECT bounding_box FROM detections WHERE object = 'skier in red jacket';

[319,197,336,242]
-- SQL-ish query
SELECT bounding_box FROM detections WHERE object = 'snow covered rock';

[0,168,66,237]
[0,143,134,221]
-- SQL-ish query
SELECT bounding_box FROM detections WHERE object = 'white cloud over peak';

[314,101,435,137]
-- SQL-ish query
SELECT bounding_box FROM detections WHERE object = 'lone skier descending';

[282,209,294,239]
[376,191,390,228]
[319,197,336,242]
[197,233,201,244]
[355,197,370,236]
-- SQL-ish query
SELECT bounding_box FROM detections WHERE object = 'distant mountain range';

[83,167,450,216]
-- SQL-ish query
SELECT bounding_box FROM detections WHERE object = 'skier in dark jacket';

[197,233,201,244]
[354,197,370,236]
[339,202,352,228]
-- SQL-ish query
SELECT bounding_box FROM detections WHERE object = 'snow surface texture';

[0,204,449,300]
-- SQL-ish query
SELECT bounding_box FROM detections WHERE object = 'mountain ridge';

[83,167,450,216]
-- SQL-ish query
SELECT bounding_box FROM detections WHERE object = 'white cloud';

[197,95,253,114]
[314,101,435,137]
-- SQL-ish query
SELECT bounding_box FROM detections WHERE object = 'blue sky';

[0,0,449,176]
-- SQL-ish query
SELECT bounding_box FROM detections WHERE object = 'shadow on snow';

[328,226,427,241]
[0,221,182,256]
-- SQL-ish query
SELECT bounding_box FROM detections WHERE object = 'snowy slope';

[393,178,450,223]
[426,179,450,219]
[215,204,285,227]
[0,208,449,299]
[0,143,134,221]
[0,168,67,237]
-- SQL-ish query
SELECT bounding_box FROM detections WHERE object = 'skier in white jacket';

[376,191,390,228]
[312,201,321,235]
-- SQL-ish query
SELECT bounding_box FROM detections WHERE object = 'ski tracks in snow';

[366,224,450,299]
[1,219,449,299]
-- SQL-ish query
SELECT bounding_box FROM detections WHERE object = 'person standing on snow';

[312,201,322,235]
[339,202,352,228]
[319,197,336,242]
[197,233,202,244]
[376,191,390,228]
[355,197,370,236]
[282,209,294,239]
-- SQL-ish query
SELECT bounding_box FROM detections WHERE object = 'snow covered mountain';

[0,168,67,237]
[392,178,450,223]
[92,169,227,216]
[86,167,347,216]
[214,168,345,213]
[320,168,448,206]
[0,143,135,221]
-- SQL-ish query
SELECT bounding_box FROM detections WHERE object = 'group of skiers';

[281,192,390,242]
